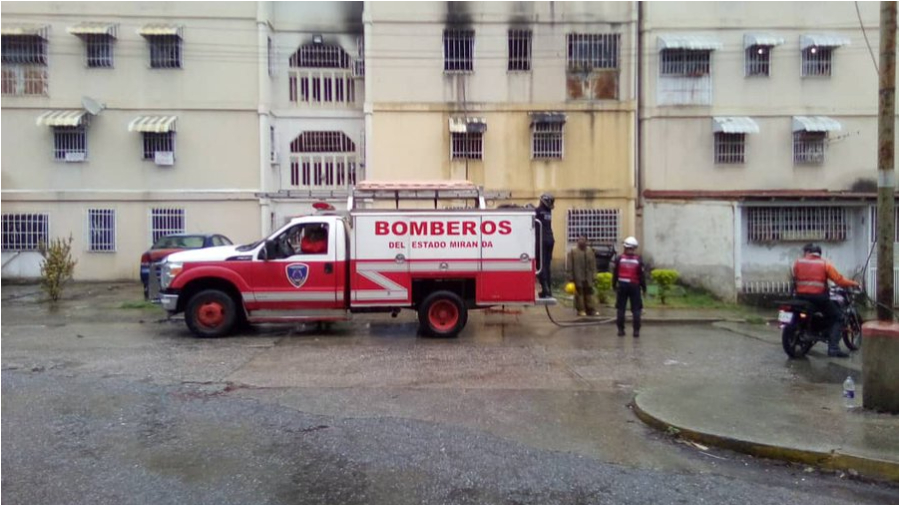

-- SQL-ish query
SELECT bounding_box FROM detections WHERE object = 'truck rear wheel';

[185,289,237,338]
[418,290,467,338]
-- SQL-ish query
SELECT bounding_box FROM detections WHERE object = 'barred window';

[289,131,358,189]
[150,208,185,244]
[288,43,355,106]
[745,45,770,77]
[532,122,563,159]
[444,29,474,72]
[353,36,365,77]
[714,133,745,164]
[793,132,826,164]
[508,29,532,71]
[53,126,87,162]
[566,208,620,244]
[801,47,831,77]
[567,33,619,70]
[289,44,350,68]
[747,206,847,243]
[142,132,175,160]
[2,35,48,96]
[147,35,181,69]
[450,132,483,160]
[1,35,47,65]
[87,209,116,252]
[2,213,49,251]
[660,49,710,76]
[85,34,113,68]
[267,36,274,76]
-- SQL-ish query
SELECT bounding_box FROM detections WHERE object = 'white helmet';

[623,236,639,249]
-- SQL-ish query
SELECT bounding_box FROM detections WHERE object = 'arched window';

[289,44,350,69]
[289,131,357,189]
[288,44,356,106]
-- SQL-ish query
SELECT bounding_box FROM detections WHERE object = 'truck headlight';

[160,260,183,290]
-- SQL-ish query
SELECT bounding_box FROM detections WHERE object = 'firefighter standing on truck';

[535,193,555,298]
[612,237,646,338]
[792,243,859,358]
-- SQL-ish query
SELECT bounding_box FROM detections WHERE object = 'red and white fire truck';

[156,181,546,338]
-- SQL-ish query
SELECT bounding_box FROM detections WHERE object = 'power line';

[854,1,879,74]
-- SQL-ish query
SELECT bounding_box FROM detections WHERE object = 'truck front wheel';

[418,290,467,338]
[185,289,237,338]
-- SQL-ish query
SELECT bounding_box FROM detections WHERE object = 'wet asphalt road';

[2,283,897,504]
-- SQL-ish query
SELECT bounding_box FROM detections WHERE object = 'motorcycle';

[777,286,864,359]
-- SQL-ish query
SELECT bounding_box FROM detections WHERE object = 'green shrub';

[650,269,680,305]
[594,272,613,304]
[38,235,77,302]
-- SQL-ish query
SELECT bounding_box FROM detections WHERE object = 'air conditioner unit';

[154,151,175,166]
[64,152,86,163]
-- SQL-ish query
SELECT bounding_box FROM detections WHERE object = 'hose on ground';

[544,304,616,328]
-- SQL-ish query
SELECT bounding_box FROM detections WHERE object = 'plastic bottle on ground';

[843,375,856,409]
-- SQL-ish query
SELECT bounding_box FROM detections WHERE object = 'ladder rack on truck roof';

[348,180,487,210]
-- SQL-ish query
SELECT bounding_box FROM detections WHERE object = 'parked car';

[141,234,233,298]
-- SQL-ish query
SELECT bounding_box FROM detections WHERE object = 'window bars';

[660,49,711,76]
[150,208,185,244]
[85,34,113,68]
[714,133,745,164]
[1,35,47,65]
[508,29,532,71]
[148,35,182,69]
[142,132,175,160]
[801,47,832,77]
[567,33,620,71]
[793,132,826,164]
[290,157,358,188]
[53,126,87,162]
[87,209,115,252]
[444,29,474,72]
[290,44,351,69]
[289,70,356,105]
[2,35,48,95]
[290,131,356,153]
[532,122,564,159]
[747,206,848,243]
[450,132,483,160]
[1,213,49,251]
[566,208,620,244]
[745,45,770,77]
[267,36,275,76]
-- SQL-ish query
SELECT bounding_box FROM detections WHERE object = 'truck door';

[252,220,343,313]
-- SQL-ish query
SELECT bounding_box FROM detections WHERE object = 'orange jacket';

[792,253,858,295]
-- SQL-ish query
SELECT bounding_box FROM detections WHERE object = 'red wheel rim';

[196,300,226,328]
[428,300,459,332]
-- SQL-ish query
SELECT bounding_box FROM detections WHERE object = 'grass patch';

[118,300,159,310]
[644,285,733,309]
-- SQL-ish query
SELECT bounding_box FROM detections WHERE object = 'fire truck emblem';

[285,263,310,288]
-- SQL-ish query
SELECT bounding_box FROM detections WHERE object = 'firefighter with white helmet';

[612,236,646,337]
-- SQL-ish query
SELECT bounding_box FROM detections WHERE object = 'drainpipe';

[635,1,643,215]
[257,2,272,235]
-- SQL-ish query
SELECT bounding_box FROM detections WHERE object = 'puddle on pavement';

[785,358,854,384]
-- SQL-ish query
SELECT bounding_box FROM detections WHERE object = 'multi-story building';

[638,1,896,301]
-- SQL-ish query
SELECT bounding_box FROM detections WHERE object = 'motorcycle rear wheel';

[782,324,814,359]
[842,310,863,351]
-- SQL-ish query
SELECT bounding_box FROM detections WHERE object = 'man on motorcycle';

[792,243,860,358]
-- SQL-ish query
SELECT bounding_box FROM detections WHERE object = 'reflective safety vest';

[794,256,828,295]
[617,254,641,284]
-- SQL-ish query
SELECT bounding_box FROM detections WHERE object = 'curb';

[632,394,899,482]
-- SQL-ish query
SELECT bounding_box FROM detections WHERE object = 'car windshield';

[153,235,206,249]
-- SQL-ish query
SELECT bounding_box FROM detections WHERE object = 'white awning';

[67,22,118,38]
[138,24,183,38]
[1,24,50,38]
[800,34,851,50]
[743,33,785,48]
[35,110,89,127]
[792,116,842,133]
[529,112,567,124]
[449,117,486,133]
[657,35,722,51]
[128,116,177,133]
[712,117,760,134]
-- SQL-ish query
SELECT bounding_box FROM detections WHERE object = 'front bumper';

[160,293,179,312]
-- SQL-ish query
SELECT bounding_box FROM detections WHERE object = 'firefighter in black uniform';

[535,193,555,298]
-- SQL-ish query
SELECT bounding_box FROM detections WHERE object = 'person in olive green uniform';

[567,236,598,316]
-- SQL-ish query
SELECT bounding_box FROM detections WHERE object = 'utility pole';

[876,1,897,321]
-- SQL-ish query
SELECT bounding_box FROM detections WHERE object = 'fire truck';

[155,181,549,338]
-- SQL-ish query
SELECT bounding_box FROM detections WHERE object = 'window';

[451,132,483,160]
[793,132,826,164]
[353,36,365,77]
[87,209,115,252]
[567,33,619,70]
[801,46,832,77]
[660,49,710,76]
[147,35,182,69]
[443,29,474,72]
[747,207,847,243]
[288,43,355,106]
[2,213,49,251]
[84,34,114,68]
[745,45,770,76]
[142,132,175,161]
[1,34,48,95]
[289,131,358,189]
[508,29,532,71]
[150,208,185,244]
[532,122,563,159]
[566,209,620,244]
[270,125,277,163]
[53,126,87,162]
[267,36,274,76]
[714,133,745,164]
